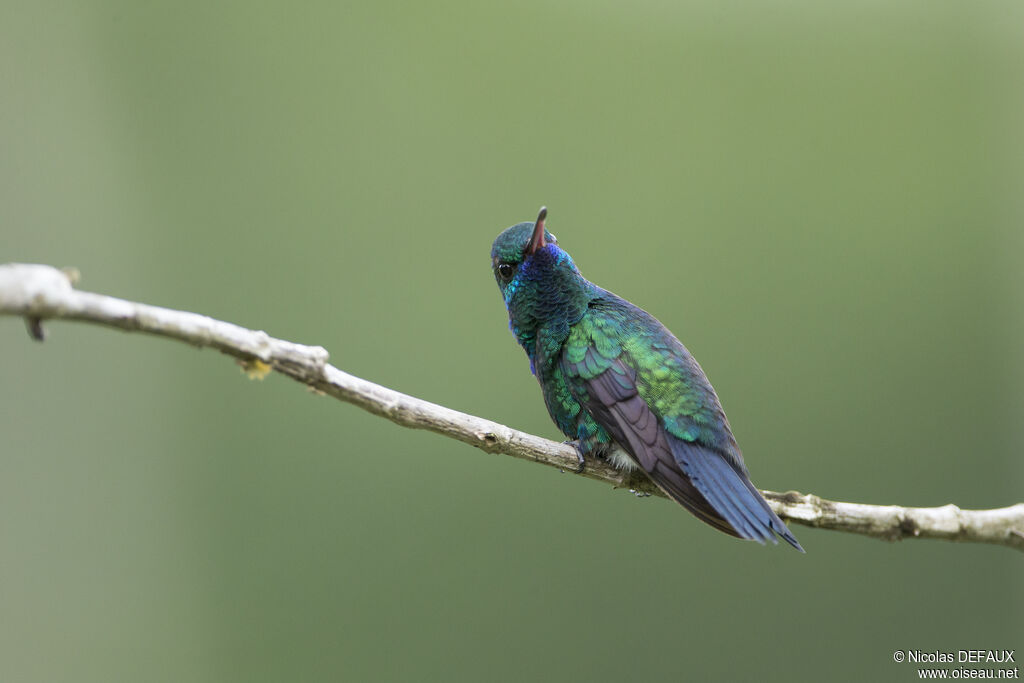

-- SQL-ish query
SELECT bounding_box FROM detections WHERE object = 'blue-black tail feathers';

[668,436,804,551]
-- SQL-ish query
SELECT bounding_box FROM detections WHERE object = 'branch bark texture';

[2,263,1021,552]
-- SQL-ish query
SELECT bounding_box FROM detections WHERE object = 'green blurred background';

[2,1,1021,681]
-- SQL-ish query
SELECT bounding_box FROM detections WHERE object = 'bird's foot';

[561,440,587,474]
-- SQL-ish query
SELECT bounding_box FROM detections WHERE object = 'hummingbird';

[491,207,803,550]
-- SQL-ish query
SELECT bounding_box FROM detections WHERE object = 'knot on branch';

[897,515,920,539]
[475,431,500,447]
[306,345,330,373]
[471,428,510,454]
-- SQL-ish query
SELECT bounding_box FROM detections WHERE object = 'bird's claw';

[562,440,587,474]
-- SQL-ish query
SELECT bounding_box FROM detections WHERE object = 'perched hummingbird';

[491,207,802,550]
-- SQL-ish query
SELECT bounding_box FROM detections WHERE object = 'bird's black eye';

[497,263,516,280]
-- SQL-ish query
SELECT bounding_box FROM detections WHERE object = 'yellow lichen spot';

[238,358,272,380]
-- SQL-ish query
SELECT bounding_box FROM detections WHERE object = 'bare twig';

[2,263,1022,552]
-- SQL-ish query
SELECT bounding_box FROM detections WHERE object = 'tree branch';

[2,263,1021,552]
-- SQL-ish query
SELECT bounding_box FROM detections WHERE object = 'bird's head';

[491,207,594,350]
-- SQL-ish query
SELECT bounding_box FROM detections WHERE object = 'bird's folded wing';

[562,350,741,537]
[563,347,803,549]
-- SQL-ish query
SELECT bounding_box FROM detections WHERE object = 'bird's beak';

[525,206,547,256]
